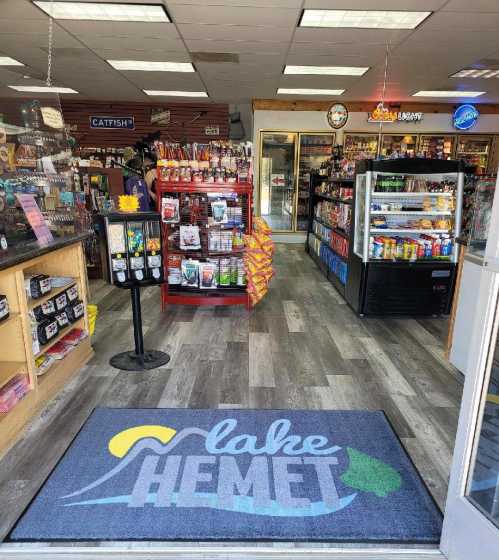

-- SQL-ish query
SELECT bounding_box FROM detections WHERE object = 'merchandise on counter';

[181,259,199,287]
[32,299,56,322]
[179,225,201,251]
[0,294,9,322]
[199,262,217,289]
[0,374,29,413]
[37,318,59,346]
[65,300,85,323]
[25,274,51,299]
[161,196,180,223]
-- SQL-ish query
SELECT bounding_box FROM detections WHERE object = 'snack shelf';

[27,280,76,310]
[311,233,348,262]
[0,362,26,389]
[370,211,453,215]
[157,179,252,308]
[372,192,453,198]
[313,217,350,238]
[0,313,20,331]
[37,335,89,381]
[316,194,352,204]
[370,228,451,234]
[34,317,85,359]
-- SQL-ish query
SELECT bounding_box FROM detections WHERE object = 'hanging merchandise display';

[244,218,275,307]
[157,143,253,308]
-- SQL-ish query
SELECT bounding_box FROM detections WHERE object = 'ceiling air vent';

[190,52,239,63]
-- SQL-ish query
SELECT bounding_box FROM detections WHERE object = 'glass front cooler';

[259,132,297,232]
[296,133,334,231]
[343,133,379,169]
[418,135,456,160]
[346,158,464,316]
[456,136,492,175]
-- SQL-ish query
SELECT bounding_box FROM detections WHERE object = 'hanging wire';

[45,0,55,87]
[377,41,391,155]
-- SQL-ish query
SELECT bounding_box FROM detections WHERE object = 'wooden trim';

[253,99,499,114]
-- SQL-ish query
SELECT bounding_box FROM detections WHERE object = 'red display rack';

[157,179,253,309]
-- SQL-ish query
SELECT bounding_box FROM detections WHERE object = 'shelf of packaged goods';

[157,181,252,194]
[457,151,489,155]
[329,177,354,183]
[369,257,452,263]
[371,192,453,198]
[370,228,451,234]
[0,313,20,330]
[0,362,27,389]
[311,232,348,262]
[313,218,350,239]
[27,280,76,310]
[37,336,90,383]
[168,250,245,257]
[370,211,452,216]
[315,193,352,204]
[34,318,85,359]
[308,249,346,295]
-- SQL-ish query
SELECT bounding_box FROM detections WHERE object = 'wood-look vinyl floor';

[0,244,463,548]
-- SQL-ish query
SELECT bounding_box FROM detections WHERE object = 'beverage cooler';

[102,211,164,288]
[418,135,456,160]
[345,159,464,316]
[343,133,379,168]
[380,134,418,158]
[258,131,334,232]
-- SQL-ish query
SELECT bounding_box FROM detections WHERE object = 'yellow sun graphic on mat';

[108,425,177,458]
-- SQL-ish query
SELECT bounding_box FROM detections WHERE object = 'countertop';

[0,231,92,271]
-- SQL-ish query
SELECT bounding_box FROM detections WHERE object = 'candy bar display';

[155,141,252,184]
[346,158,464,316]
[0,295,9,322]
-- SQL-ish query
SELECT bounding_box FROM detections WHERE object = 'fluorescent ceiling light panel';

[108,60,194,72]
[0,56,24,66]
[277,88,345,95]
[33,1,170,22]
[284,65,368,76]
[144,90,208,97]
[413,90,485,98]
[300,9,431,29]
[8,85,78,93]
[451,68,499,79]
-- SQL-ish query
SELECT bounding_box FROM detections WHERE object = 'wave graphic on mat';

[63,491,358,516]
[61,429,208,499]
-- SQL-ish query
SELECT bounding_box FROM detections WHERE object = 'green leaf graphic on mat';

[340,447,402,498]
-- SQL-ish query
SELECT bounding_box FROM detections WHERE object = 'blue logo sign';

[453,104,479,130]
[90,116,135,130]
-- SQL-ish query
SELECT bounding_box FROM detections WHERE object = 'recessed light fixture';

[143,90,208,97]
[413,90,485,98]
[33,1,170,22]
[277,88,345,95]
[451,68,499,79]
[108,60,195,72]
[284,65,368,76]
[8,85,78,93]
[300,9,431,29]
[0,56,24,66]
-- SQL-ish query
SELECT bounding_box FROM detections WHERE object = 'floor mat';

[9,408,442,543]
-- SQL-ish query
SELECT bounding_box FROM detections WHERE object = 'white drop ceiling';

[1,0,499,103]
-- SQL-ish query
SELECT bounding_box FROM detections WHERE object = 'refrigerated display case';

[343,133,379,168]
[456,135,492,175]
[346,158,464,316]
[380,134,418,158]
[418,134,455,160]
[258,131,334,232]
[296,133,334,231]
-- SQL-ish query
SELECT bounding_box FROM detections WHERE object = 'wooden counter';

[0,236,93,456]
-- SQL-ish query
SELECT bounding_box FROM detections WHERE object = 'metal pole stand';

[109,285,170,371]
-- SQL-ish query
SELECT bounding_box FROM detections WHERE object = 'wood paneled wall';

[60,100,229,147]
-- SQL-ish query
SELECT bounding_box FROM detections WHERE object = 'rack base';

[110,350,170,371]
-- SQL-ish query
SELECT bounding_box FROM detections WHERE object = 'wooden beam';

[252,99,499,114]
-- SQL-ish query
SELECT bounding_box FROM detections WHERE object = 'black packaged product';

[65,300,85,323]
[25,274,51,299]
[54,292,68,312]
[66,285,79,302]
[0,294,9,322]
[54,311,69,329]
[33,299,56,322]
[37,318,59,346]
